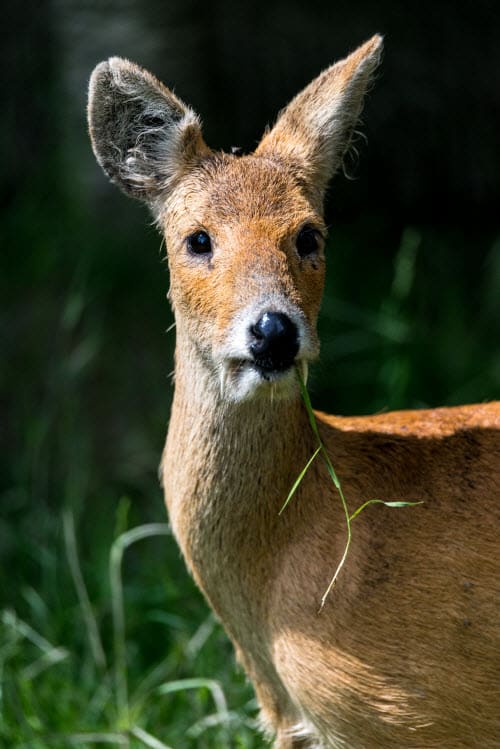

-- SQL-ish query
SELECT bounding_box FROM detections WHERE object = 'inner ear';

[88,57,209,204]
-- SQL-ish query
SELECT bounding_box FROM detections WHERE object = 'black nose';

[249,312,299,373]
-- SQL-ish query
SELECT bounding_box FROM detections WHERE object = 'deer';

[88,35,500,748]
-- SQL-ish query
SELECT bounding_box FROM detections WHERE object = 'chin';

[219,360,306,403]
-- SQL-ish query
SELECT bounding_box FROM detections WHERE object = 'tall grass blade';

[157,677,229,719]
[186,614,217,659]
[130,726,174,749]
[67,733,129,745]
[63,508,107,671]
[187,710,243,738]
[1,609,63,655]
[131,657,174,707]
[21,646,69,680]
[110,524,170,726]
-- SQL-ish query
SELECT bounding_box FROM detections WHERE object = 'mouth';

[257,358,309,383]
[219,358,309,400]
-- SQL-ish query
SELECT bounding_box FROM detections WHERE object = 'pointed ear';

[255,35,383,199]
[88,57,209,205]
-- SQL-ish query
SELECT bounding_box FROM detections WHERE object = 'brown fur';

[88,36,500,748]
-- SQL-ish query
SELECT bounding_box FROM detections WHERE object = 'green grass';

[0,505,263,748]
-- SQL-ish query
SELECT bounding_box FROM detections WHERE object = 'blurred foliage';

[1,0,499,745]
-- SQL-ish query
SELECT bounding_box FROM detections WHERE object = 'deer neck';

[162,325,312,615]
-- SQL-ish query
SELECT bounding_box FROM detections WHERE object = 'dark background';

[1,1,499,743]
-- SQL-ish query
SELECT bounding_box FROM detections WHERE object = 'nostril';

[249,312,299,372]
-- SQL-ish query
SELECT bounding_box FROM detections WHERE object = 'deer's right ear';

[88,57,209,204]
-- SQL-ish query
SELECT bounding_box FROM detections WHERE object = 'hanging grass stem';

[281,368,422,611]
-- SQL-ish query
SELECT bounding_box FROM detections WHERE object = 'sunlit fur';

[89,35,500,748]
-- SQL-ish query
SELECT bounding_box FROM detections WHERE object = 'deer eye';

[296,226,320,258]
[187,231,212,256]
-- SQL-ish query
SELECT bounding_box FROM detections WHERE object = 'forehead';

[165,153,319,234]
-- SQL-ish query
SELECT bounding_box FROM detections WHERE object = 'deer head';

[88,35,383,401]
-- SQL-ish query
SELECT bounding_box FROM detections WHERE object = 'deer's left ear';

[255,35,383,200]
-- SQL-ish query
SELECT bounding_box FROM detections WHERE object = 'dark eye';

[187,231,212,256]
[296,226,320,258]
